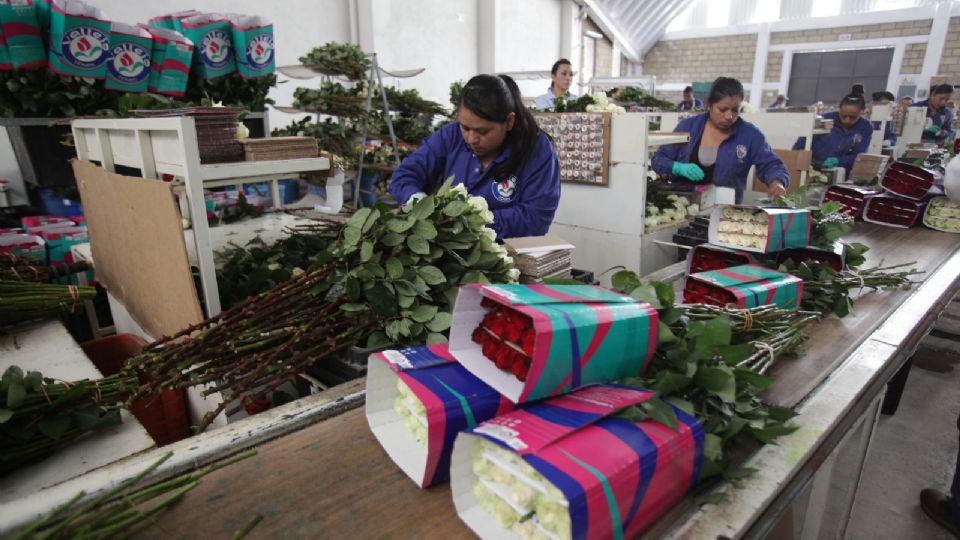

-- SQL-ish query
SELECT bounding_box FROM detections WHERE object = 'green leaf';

[361,208,381,233]
[0,408,12,423]
[629,285,662,309]
[6,382,26,409]
[342,226,361,247]
[387,217,416,233]
[443,200,470,217]
[398,294,415,308]
[360,241,374,262]
[367,284,397,317]
[700,316,732,348]
[340,303,368,312]
[382,232,405,247]
[642,397,678,431]
[347,207,372,230]
[767,405,799,422]
[409,195,436,220]
[734,367,774,389]
[666,397,695,416]
[611,270,641,294]
[833,295,852,318]
[654,372,691,395]
[38,415,71,440]
[385,258,404,279]
[694,366,737,403]
[660,307,685,325]
[723,416,750,440]
[717,343,755,364]
[407,235,431,255]
[346,277,361,301]
[703,433,723,461]
[366,331,391,348]
[394,280,418,297]
[461,271,490,285]
[418,265,446,286]
[413,219,438,240]
[412,304,439,323]
[426,312,453,332]
[751,424,800,444]
[24,371,43,392]
[658,321,677,344]
[651,281,676,307]
[427,332,449,345]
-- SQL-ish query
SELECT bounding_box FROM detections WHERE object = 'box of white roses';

[709,205,811,253]
[922,196,960,233]
[366,344,514,488]
[450,384,704,540]
[449,284,659,404]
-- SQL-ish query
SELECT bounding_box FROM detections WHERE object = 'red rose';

[482,339,498,360]
[209,41,220,54]
[77,37,91,52]
[120,52,133,67]
[255,43,265,56]
[511,357,531,381]
[481,297,498,310]
[494,345,513,370]
[521,330,535,357]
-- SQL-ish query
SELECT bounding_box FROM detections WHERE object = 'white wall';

[498,0,564,99]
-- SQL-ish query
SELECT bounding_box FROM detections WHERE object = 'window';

[787,48,894,106]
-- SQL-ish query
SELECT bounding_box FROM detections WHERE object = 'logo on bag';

[736,144,747,160]
[200,30,232,69]
[852,133,862,145]
[107,43,150,83]
[492,176,517,203]
[61,27,109,70]
[246,34,274,69]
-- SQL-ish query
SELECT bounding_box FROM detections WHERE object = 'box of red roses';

[686,243,758,274]
[449,284,659,403]
[821,185,882,219]
[863,194,927,228]
[880,161,941,201]
[683,264,802,309]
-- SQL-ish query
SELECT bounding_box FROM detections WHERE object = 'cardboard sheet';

[72,160,203,338]
[752,149,812,194]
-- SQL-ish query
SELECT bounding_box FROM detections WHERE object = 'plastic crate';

[81,335,190,447]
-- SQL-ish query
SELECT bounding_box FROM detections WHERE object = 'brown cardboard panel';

[752,149,812,194]
[503,235,575,254]
[72,160,203,338]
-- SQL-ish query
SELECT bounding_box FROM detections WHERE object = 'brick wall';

[901,43,926,74]
[765,51,783,82]
[643,34,756,83]
[770,19,931,45]
[938,17,960,80]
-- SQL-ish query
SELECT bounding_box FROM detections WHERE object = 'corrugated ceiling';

[588,0,700,56]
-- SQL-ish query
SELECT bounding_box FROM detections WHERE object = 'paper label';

[382,346,454,371]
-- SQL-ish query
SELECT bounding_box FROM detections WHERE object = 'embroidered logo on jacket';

[852,133,863,145]
[736,144,747,160]
[492,177,518,202]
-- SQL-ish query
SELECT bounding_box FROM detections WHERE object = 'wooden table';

[28,224,960,539]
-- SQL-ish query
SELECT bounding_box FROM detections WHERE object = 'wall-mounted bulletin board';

[534,112,612,186]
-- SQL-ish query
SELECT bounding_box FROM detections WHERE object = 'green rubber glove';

[822,157,840,168]
[925,124,942,135]
[672,162,705,182]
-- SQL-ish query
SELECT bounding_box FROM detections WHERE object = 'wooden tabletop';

[145,223,960,538]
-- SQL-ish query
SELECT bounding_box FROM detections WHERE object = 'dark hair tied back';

[707,77,744,105]
[550,59,571,76]
[931,83,955,96]
[840,93,866,110]
[459,74,544,181]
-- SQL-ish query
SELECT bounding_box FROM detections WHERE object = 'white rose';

[237,122,249,141]
[501,255,514,266]
[451,184,469,196]
[481,227,497,242]
[468,196,489,212]
[481,209,495,224]
[507,268,521,282]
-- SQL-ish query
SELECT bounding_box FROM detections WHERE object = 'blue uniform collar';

[689,112,745,139]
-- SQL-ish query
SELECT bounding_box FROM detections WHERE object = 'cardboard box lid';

[691,264,798,287]
[503,235,575,254]
[478,283,637,307]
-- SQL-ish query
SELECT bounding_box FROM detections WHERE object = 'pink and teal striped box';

[684,263,802,309]
[450,284,659,404]
[366,344,514,488]
[709,206,812,253]
[451,384,704,539]
[139,25,193,97]
[0,0,46,69]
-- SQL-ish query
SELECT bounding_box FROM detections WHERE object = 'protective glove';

[925,124,942,135]
[406,192,427,205]
[672,162,705,182]
[822,157,840,168]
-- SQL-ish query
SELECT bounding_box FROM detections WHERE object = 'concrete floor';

[847,314,960,539]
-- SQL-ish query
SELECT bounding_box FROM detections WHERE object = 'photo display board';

[534,112,612,186]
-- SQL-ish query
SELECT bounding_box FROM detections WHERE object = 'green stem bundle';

[0,280,96,326]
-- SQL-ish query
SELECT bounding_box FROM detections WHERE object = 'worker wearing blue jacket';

[914,84,954,144]
[653,77,789,204]
[677,86,703,111]
[390,74,560,239]
[793,91,872,174]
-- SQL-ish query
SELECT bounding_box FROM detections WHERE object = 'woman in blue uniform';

[913,84,954,144]
[793,89,872,174]
[652,77,789,204]
[677,86,703,111]
[534,59,576,111]
[390,74,561,239]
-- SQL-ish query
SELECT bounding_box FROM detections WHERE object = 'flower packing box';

[0,233,45,262]
[923,197,960,233]
[0,0,46,69]
[683,264,803,309]
[105,22,151,93]
[228,14,274,79]
[450,384,704,540]
[366,344,514,488]
[821,185,882,219]
[709,205,811,253]
[180,13,235,79]
[863,194,927,228]
[138,25,192,96]
[686,243,757,274]
[450,284,659,404]
[880,161,940,201]
[47,0,111,79]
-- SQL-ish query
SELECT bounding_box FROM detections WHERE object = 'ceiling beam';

[579,0,640,61]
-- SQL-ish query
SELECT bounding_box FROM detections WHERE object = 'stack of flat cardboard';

[503,235,575,283]
[849,153,889,182]
[242,137,319,161]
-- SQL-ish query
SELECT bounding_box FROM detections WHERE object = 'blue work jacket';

[389,122,561,239]
[652,114,790,204]
[534,88,576,111]
[913,100,954,143]
[792,111,873,173]
[677,98,703,111]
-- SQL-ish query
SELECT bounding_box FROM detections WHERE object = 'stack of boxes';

[1,215,90,283]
